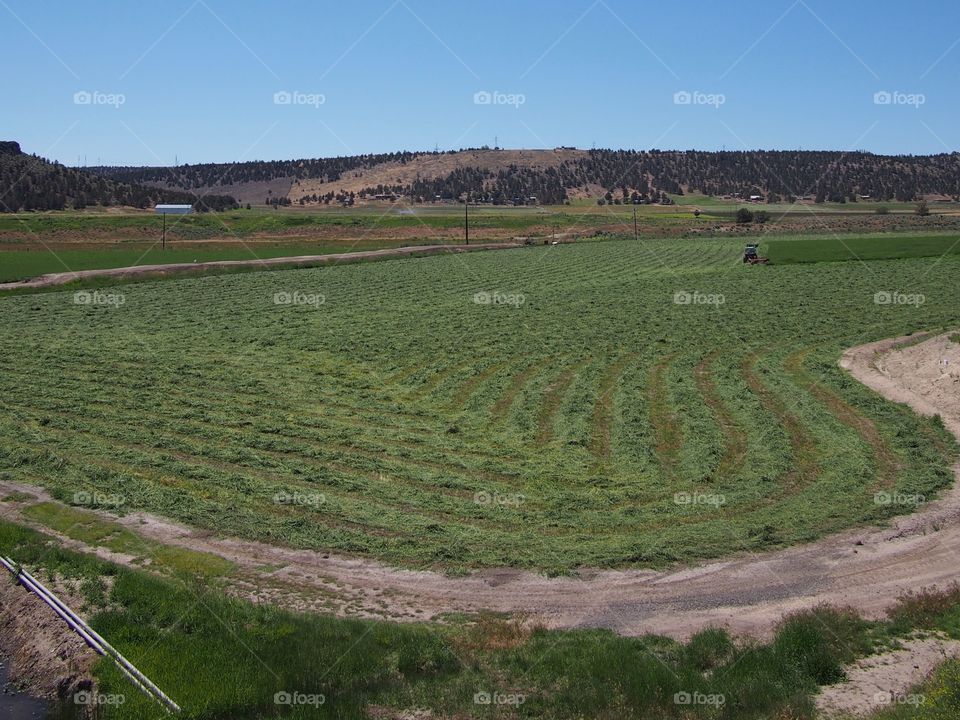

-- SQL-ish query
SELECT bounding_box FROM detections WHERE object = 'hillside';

[88,147,960,207]
[0,142,238,213]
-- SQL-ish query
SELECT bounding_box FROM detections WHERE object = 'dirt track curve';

[2,332,959,640]
[0,242,524,291]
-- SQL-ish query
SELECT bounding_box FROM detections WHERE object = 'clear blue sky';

[3,0,958,165]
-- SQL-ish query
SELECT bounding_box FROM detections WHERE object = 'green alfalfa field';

[0,233,957,573]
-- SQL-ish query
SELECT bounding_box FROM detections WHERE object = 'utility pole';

[464,199,469,245]
[633,205,638,241]
[162,213,166,250]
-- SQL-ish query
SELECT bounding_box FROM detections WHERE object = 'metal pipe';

[1,556,181,713]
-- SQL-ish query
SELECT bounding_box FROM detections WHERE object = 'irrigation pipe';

[1,555,181,713]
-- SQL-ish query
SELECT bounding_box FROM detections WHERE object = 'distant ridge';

[88,147,960,207]
[0,142,237,212]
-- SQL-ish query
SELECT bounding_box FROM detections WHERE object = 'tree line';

[81,145,960,206]
[0,142,238,213]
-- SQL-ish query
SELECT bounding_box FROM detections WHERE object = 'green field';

[0,241,443,283]
[2,203,957,284]
[0,236,956,572]
[767,234,960,263]
[0,205,600,238]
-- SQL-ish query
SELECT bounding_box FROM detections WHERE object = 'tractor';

[743,243,770,265]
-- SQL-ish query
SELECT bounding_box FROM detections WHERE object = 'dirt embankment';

[0,576,97,700]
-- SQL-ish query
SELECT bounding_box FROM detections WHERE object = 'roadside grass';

[887,584,960,638]
[1,518,933,720]
[0,240,452,284]
[21,502,235,580]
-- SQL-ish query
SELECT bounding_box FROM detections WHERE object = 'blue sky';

[3,0,958,165]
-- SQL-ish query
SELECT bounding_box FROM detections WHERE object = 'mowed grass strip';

[589,353,640,466]
[785,348,901,488]
[536,357,591,447]
[648,354,682,481]
[694,351,748,481]
[741,352,820,492]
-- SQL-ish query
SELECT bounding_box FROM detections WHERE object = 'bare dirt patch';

[816,634,960,717]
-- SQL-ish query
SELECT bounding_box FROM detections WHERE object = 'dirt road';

[0,242,524,291]
[2,332,959,640]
